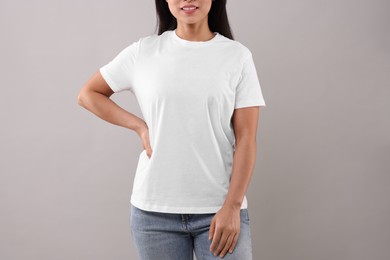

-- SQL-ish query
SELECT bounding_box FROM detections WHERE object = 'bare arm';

[223,106,261,210]
[209,106,261,257]
[77,70,152,156]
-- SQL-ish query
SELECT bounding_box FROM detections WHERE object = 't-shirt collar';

[171,29,220,47]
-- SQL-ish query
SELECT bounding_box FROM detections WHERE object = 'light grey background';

[1,0,389,259]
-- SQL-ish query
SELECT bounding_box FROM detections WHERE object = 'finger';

[145,140,152,158]
[146,147,152,158]
[210,226,222,253]
[214,232,230,257]
[141,127,152,157]
[219,233,234,257]
[228,232,239,254]
[208,217,215,240]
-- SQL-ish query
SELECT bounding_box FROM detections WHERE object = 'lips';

[181,5,198,11]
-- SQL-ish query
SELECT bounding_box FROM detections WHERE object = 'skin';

[208,106,260,258]
[78,0,261,258]
[165,0,215,41]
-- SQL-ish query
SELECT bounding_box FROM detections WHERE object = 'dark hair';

[154,0,234,40]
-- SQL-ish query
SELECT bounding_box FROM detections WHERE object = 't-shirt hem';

[235,100,266,109]
[130,197,246,214]
[99,67,121,93]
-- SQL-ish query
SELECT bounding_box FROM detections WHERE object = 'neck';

[176,21,215,41]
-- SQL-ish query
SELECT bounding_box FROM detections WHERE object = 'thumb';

[209,217,215,240]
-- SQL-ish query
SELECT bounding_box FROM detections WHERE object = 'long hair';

[154,0,234,40]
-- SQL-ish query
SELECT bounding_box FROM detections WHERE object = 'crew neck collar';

[171,29,220,47]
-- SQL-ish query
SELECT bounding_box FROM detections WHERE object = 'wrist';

[134,119,147,136]
[223,200,242,211]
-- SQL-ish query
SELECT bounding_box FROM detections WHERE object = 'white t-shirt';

[99,29,266,214]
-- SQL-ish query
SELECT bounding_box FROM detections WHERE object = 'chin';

[177,18,200,24]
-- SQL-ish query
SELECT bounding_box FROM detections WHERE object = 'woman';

[78,0,266,259]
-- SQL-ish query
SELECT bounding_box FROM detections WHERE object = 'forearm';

[223,139,257,210]
[78,91,144,134]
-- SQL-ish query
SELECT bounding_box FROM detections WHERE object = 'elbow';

[235,136,257,148]
[77,93,84,107]
[77,90,87,107]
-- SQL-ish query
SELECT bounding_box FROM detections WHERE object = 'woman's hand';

[136,121,153,158]
[209,205,241,258]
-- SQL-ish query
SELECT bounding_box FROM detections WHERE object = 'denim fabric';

[130,203,253,260]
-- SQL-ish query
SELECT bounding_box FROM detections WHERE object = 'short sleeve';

[234,53,266,109]
[99,39,140,93]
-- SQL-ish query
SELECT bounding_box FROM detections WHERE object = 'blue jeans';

[130,203,253,260]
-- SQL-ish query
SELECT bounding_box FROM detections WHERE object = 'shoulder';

[118,32,162,57]
[216,34,254,63]
[138,32,161,43]
[234,41,253,59]
[139,30,173,43]
[129,30,171,50]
